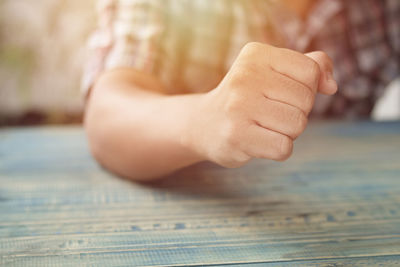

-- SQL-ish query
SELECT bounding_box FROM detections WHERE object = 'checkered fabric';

[82,0,400,118]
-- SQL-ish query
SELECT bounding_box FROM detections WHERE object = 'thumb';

[305,51,338,95]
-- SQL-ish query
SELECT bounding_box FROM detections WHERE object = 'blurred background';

[0,0,399,127]
[0,0,95,126]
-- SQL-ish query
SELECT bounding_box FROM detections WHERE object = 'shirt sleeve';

[81,0,164,97]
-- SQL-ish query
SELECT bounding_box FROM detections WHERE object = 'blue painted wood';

[0,121,400,266]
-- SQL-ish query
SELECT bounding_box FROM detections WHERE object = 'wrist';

[178,92,210,163]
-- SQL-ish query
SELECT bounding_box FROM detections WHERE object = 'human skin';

[85,43,337,181]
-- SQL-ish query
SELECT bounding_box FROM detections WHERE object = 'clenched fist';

[184,42,337,168]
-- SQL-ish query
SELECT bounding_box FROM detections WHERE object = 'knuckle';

[241,42,264,55]
[275,135,293,161]
[318,51,333,66]
[319,52,334,73]
[240,42,272,64]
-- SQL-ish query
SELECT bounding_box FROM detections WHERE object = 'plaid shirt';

[82,0,400,119]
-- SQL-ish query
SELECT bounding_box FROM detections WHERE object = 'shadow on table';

[137,161,250,196]
[130,161,291,214]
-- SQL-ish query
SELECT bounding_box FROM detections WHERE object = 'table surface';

[1,121,400,266]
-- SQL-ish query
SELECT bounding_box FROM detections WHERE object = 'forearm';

[84,69,205,181]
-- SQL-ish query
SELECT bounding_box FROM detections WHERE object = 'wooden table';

[1,121,400,266]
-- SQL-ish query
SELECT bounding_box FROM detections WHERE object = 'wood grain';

[0,121,400,266]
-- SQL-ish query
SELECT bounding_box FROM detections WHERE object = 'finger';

[267,45,321,93]
[305,51,338,95]
[251,97,308,139]
[263,70,316,115]
[243,124,293,161]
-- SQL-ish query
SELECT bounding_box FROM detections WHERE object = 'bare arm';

[84,68,206,181]
[85,43,337,181]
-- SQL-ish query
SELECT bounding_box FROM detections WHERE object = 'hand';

[184,42,337,168]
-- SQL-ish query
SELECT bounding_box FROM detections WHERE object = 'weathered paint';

[0,121,400,266]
